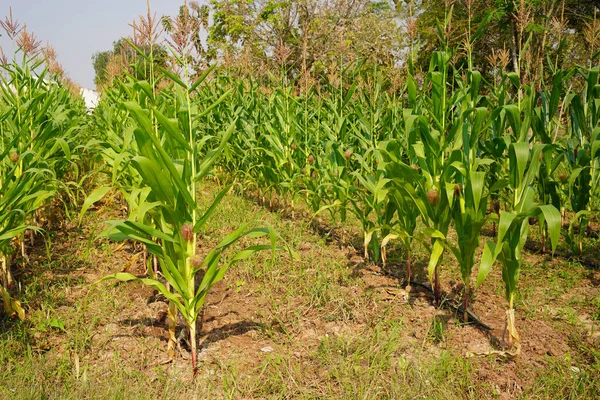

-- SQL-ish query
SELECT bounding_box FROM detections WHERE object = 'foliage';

[0,38,88,320]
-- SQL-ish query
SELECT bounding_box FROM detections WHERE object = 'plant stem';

[1,255,7,290]
[405,248,411,287]
[167,300,177,359]
[434,263,440,306]
[153,255,158,279]
[463,282,469,323]
[189,320,198,377]
[507,296,515,348]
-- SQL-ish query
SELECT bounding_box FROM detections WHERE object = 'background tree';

[91,0,600,91]
[92,38,168,89]
[205,0,401,84]
[414,0,600,85]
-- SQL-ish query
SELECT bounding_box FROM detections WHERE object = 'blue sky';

[0,1,191,88]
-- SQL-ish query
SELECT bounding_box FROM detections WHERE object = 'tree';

[205,0,402,83]
[92,38,168,89]
[413,0,600,84]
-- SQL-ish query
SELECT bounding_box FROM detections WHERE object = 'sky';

[0,1,191,89]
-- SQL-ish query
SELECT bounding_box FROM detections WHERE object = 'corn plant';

[0,167,49,319]
[562,66,600,254]
[448,170,488,322]
[87,37,283,375]
[447,100,495,321]
[387,51,464,304]
[322,141,354,245]
[477,143,560,353]
[382,143,457,305]
[350,163,391,263]
[380,141,419,285]
[535,145,563,253]
[0,43,86,317]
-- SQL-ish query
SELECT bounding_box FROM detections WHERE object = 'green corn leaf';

[189,63,217,93]
[158,66,188,89]
[79,186,112,224]
[476,240,498,288]
[0,225,39,243]
[194,185,231,232]
[153,108,190,151]
[549,71,563,120]
[509,142,530,189]
[536,205,561,254]
[470,171,485,214]
[497,211,517,244]
[228,244,279,263]
[196,119,236,181]
[427,239,445,284]
[119,221,176,244]
[586,66,599,102]
[197,89,234,119]
[162,256,192,299]
[423,228,446,240]
[124,101,154,136]
[311,200,341,220]
[131,156,176,203]
[506,72,520,88]
[134,80,154,101]
[127,108,195,209]
[215,224,251,249]
[103,220,174,256]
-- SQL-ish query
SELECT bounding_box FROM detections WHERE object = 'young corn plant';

[0,167,50,319]
[536,145,563,253]
[350,164,392,263]
[383,50,463,305]
[382,183,419,285]
[307,88,355,243]
[477,142,560,355]
[89,10,284,374]
[448,103,494,322]
[0,37,86,317]
[382,142,458,304]
[323,141,354,246]
[562,66,600,255]
[448,170,488,323]
[379,138,419,284]
[94,76,280,375]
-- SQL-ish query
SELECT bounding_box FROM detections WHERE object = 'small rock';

[466,342,488,354]
[261,346,274,353]
[570,366,581,374]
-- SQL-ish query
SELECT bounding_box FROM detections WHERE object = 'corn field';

[1,2,600,396]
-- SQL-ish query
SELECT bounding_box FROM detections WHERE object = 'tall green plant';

[88,38,283,375]
[477,143,560,353]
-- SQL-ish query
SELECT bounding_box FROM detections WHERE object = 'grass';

[0,183,599,399]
